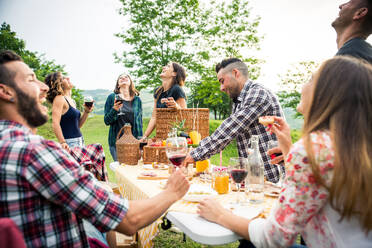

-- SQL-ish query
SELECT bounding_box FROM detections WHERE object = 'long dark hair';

[114,73,139,97]
[302,56,372,232]
[155,62,186,96]
[45,72,65,103]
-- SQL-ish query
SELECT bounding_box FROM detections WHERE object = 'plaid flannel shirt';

[191,80,284,182]
[0,120,128,248]
[69,144,109,181]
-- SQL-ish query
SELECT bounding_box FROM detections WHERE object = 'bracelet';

[60,141,66,144]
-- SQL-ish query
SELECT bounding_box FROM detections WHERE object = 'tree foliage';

[115,0,263,119]
[0,22,84,110]
[277,61,319,118]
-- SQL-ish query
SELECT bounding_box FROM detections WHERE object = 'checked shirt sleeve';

[191,86,273,161]
[26,140,128,232]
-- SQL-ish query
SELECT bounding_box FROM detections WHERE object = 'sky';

[1,0,372,91]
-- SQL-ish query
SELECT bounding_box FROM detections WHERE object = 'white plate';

[232,206,263,220]
[143,164,153,170]
[143,164,169,170]
[183,184,217,202]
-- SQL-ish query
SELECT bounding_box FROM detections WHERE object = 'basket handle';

[116,126,126,142]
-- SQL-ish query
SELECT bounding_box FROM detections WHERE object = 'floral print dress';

[248,131,372,248]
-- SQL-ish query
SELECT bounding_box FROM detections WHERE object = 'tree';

[115,0,263,119]
[0,22,84,110]
[188,0,263,119]
[115,0,202,90]
[277,61,319,118]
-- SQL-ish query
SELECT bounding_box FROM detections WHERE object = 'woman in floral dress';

[197,56,372,247]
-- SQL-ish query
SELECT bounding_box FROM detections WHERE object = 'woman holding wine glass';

[104,73,143,161]
[45,72,93,151]
[197,57,372,247]
[141,62,187,140]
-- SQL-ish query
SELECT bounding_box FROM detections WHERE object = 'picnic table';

[114,162,277,248]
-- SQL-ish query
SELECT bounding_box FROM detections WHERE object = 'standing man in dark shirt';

[332,0,372,63]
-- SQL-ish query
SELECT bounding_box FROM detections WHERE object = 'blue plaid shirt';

[191,80,284,182]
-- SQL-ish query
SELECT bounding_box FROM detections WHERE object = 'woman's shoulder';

[53,95,66,104]
[169,84,185,97]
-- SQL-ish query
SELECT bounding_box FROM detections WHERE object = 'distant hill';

[83,89,303,130]
[82,88,154,116]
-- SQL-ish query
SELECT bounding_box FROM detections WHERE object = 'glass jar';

[212,166,229,194]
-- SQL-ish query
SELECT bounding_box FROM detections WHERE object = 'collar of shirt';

[0,120,31,135]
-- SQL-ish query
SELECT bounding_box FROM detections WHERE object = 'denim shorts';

[66,136,85,148]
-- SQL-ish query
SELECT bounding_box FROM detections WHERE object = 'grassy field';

[37,114,301,247]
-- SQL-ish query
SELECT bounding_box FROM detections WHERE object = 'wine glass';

[165,137,188,171]
[229,157,249,206]
[115,94,125,116]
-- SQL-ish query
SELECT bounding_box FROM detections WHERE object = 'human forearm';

[115,190,178,235]
[143,116,156,137]
[217,211,251,240]
[52,121,66,143]
[79,111,89,128]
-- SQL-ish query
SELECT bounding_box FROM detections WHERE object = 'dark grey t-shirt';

[154,84,186,108]
[117,100,134,130]
[336,37,372,64]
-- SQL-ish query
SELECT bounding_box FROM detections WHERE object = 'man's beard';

[14,85,48,128]
[228,78,241,100]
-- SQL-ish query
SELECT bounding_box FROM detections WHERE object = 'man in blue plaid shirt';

[185,58,284,183]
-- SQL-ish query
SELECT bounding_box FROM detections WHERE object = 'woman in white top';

[197,56,372,247]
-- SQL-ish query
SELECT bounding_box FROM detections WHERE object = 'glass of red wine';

[165,137,188,172]
[229,157,249,206]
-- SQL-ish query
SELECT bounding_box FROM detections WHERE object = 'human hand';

[113,99,123,111]
[267,117,292,157]
[197,198,228,223]
[83,103,94,113]
[61,142,70,152]
[165,170,190,200]
[267,146,284,164]
[182,154,195,168]
[165,97,179,109]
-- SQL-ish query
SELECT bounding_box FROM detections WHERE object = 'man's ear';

[354,7,368,20]
[0,84,15,103]
[232,68,240,79]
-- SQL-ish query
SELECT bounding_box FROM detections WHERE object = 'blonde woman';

[45,72,93,150]
[197,56,372,247]
[142,62,187,139]
[104,73,143,161]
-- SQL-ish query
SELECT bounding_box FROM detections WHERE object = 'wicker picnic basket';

[116,124,140,165]
[142,139,168,164]
[155,108,209,140]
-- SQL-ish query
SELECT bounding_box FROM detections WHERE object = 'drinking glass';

[115,94,125,116]
[165,137,188,171]
[84,95,94,108]
[228,157,249,205]
[266,140,285,187]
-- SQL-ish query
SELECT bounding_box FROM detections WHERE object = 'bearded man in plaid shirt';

[185,58,284,183]
[0,50,190,247]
